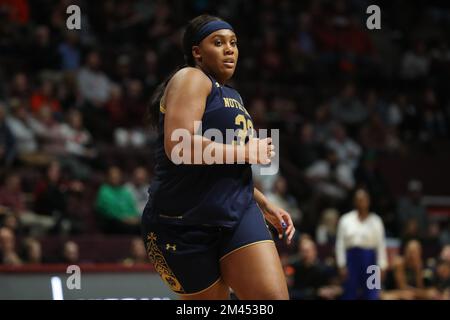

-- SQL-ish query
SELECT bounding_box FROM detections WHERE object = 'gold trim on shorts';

[176,277,223,297]
[219,240,275,262]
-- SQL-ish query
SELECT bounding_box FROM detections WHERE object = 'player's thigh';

[179,278,230,300]
[219,241,289,300]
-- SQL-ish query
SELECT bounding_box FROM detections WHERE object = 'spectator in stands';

[114,126,148,148]
[326,123,361,170]
[428,259,450,299]
[313,103,334,144]
[387,93,406,129]
[29,79,61,116]
[423,220,442,255]
[125,166,150,214]
[96,166,140,234]
[365,89,389,125]
[107,84,127,127]
[141,49,160,92]
[0,101,16,167]
[393,239,427,299]
[260,30,283,78]
[397,179,428,237]
[305,148,355,205]
[8,73,31,106]
[61,111,94,154]
[28,25,60,72]
[60,240,80,264]
[394,94,421,142]
[77,50,113,140]
[252,165,280,196]
[122,237,148,266]
[21,237,42,264]
[33,161,84,234]
[77,50,112,106]
[330,83,368,134]
[289,237,341,300]
[0,212,20,236]
[58,30,81,71]
[441,245,450,263]
[124,79,147,128]
[0,172,55,236]
[248,98,269,130]
[421,87,447,139]
[315,208,339,245]
[336,188,388,299]
[112,54,132,87]
[0,0,30,25]
[33,162,64,220]
[265,176,302,227]
[28,105,65,157]
[401,218,423,247]
[59,109,96,179]
[354,151,391,211]
[271,96,300,133]
[112,79,148,148]
[358,113,389,152]
[7,72,31,104]
[401,41,430,80]
[290,12,316,73]
[440,223,450,246]
[290,122,322,170]
[0,227,22,265]
[57,73,79,110]
[6,100,50,166]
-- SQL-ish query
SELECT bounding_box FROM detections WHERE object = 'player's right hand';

[245,137,275,164]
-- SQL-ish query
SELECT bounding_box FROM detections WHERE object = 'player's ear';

[192,46,202,62]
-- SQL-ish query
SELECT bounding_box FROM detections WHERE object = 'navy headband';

[193,20,234,45]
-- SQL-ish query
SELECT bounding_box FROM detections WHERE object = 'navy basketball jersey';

[147,70,255,227]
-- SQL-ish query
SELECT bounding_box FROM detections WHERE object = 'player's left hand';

[261,203,295,245]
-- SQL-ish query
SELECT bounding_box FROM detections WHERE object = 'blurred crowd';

[1,0,450,299]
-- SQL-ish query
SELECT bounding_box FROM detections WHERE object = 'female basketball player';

[142,14,295,300]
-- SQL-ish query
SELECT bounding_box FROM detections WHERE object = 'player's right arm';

[163,67,273,165]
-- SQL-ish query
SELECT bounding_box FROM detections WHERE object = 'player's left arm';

[253,187,295,245]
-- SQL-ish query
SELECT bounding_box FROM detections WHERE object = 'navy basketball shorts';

[141,201,274,296]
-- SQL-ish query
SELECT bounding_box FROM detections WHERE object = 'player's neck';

[196,65,227,85]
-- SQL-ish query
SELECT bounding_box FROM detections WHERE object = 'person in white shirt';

[336,188,388,299]
[77,51,112,106]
